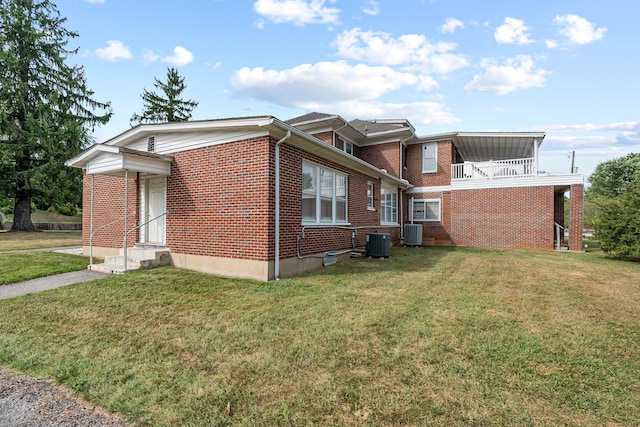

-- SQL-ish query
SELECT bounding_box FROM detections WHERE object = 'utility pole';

[570,150,575,174]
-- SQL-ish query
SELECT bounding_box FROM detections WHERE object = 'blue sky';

[60,0,639,178]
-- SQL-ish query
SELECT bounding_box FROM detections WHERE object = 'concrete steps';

[90,246,170,274]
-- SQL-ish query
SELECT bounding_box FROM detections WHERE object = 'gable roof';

[67,116,411,189]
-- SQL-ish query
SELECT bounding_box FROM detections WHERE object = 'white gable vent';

[147,136,156,153]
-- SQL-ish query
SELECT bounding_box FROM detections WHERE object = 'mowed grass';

[0,247,639,426]
[0,252,90,285]
[0,231,88,284]
[0,230,82,251]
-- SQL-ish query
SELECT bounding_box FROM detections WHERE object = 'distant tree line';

[586,153,640,260]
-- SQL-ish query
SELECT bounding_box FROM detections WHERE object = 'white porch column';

[533,138,539,175]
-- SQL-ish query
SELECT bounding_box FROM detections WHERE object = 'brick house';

[66,112,584,280]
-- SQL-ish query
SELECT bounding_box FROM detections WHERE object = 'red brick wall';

[82,173,139,248]
[568,184,584,251]
[310,131,333,146]
[279,144,400,258]
[165,136,272,261]
[554,192,565,227]
[406,140,453,187]
[84,135,401,263]
[405,191,452,241]
[451,186,555,249]
[360,141,401,178]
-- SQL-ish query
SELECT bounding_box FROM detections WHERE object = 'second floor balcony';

[452,157,537,181]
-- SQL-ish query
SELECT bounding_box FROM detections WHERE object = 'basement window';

[412,199,441,222]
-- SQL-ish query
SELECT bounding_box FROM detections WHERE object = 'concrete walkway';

[0,270,110,300]
[0,246,110,300]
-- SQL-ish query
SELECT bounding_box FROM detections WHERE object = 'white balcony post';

[531,138,538,176]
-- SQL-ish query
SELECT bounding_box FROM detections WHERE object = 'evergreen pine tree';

[0,0,111,231]
[130,67,198,125]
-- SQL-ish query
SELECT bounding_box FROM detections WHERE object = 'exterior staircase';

[90,245,170,274]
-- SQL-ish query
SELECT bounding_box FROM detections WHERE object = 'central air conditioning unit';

[404,224,423,246]
[366,233,391,258]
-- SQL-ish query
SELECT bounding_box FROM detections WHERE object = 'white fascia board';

[407,185,452,194]
[457,131,546,139]
[411,132,459,144]
[65,144,120,168]
[104,117,275,147]
[451,174,584,191]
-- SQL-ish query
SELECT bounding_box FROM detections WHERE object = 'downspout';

[89,174,94,265]
[124,170,129,272]
[274,130,291,280]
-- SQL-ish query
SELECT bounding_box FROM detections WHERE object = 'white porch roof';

[65,145,173,176]
[416,132,545,162]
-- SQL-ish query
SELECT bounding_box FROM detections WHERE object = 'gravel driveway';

[0,366,130,426]
[1,248,125,425]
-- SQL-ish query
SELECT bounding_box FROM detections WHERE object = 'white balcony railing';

[451,157,536,181]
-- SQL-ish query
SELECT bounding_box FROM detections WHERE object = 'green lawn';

[0,247,638,426]
[0,251,89,285]
[0,230,82,251]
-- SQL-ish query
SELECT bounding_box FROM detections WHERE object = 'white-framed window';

[336,137,354,155]
[411,199,441,222]
[380,187,398,225]
[422,142,437,173]
[367,182,375,210]
[302,161,348,224]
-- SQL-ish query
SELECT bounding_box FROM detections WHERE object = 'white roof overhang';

[65,145,173,177]
[415,132,546,162]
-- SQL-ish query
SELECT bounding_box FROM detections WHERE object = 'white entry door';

[146,177,166,244]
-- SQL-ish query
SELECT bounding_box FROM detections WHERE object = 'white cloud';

[554,14,606,45]
[334,28,468,74]
[416,75,439,92]
[441,18,464,34]
[230,60,460,126]
[161,46,194,66]
[253,0,340,26]
[230,61,417,105]
[494,17,533,45]
[94,40,132,61]
[464,55,550,95]
[334,101,461,126]
[537,122,639,132]
[142,49,160,63]
[362,0,380,16]
[545,39,559,49]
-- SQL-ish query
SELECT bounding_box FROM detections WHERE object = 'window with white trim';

[412,199,441,221]
[380,187,398,225]
[422,142,437,173]
[302,162,348,224]
[336,137,354,155]
[367,182,375,210]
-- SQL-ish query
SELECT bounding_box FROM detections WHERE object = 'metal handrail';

[89,214,136,265]
[554,222,565,251]
[122,212,167,272]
